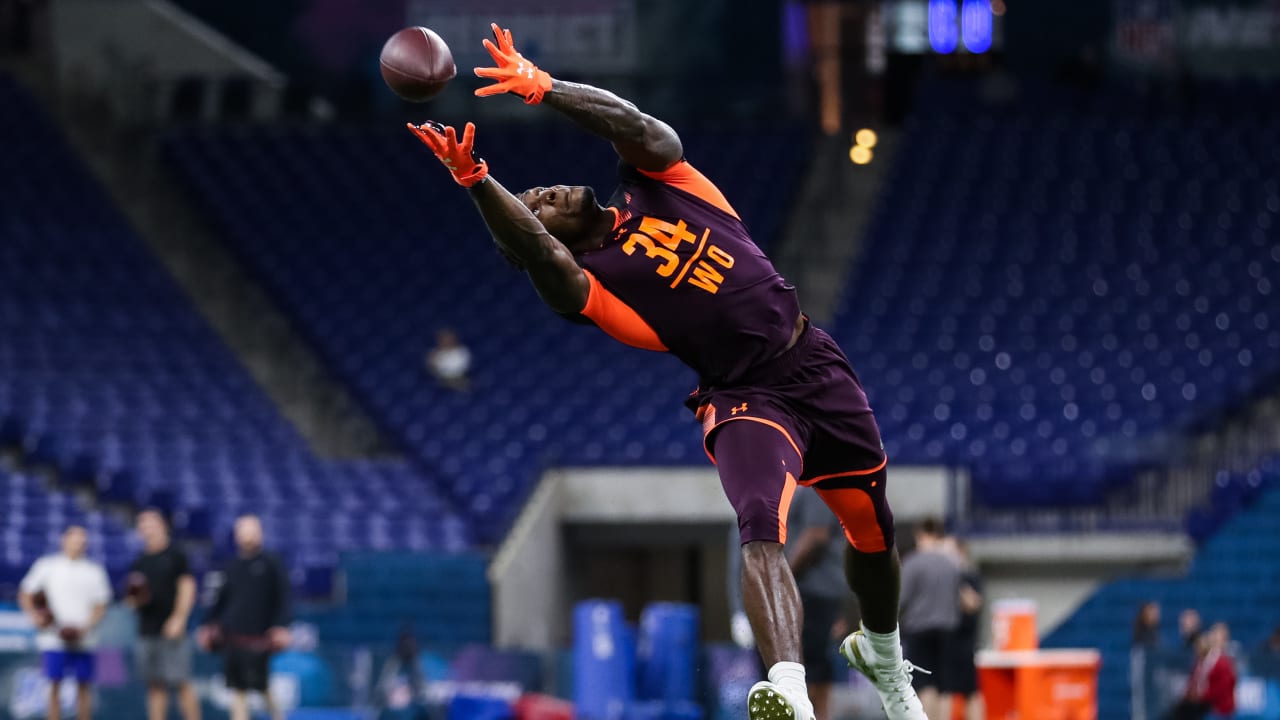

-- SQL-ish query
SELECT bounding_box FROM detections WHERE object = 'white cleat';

[746,680,816,720]
[840,630,929,719]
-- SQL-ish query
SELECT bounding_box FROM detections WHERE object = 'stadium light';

[850,145,874,165]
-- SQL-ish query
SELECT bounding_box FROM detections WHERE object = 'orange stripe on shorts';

[814,485,889,553]
[777,472,798,545]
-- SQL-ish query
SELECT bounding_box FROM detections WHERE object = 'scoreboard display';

[886,0,1004,55]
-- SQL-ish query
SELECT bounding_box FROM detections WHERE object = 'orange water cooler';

[977,599,1101,720]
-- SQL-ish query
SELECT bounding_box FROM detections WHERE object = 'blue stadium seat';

[832,78,1280,507]
[0,74,468,593]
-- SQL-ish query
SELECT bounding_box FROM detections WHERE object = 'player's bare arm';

[472,23,682,172]
[467,177,589,313]
[542,80,682,172]
[406,120,590,315]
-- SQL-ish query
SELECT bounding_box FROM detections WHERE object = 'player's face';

[136,511,167,548]
[520,185,602,253]
[62,527,87,558]
[234,515,263,551]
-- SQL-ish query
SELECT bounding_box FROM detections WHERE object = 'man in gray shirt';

[899,517,961,720]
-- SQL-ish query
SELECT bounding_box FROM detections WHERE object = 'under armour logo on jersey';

[730,403,748,415]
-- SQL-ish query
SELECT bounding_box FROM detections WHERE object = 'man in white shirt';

[18,525,113,720]
[425,328,472,391]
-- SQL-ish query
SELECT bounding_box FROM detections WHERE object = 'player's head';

[1136,600,1160,628]
[1180,608,1201,634]
[136,509,169,550]
[62,525,88,559]
[1208,621,1230,649]
[518,184,610,253]
[914,516,945,547]
[234,514,264,554]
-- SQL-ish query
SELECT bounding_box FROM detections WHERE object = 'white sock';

[767,661,811,702]
[861,623,904,666]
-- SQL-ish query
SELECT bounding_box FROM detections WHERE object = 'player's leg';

[146,683,167,720]
[43,651,65,720]
[73,651,96,720]
[168,637,201,720]
[263,689,284,720]
[799,595,841,720]
[253,651,282,720]
[966,690,985,720]
[226,648,250,720]
[711,419,814,720]
[812,468,926,719]
[74,681,92,720]
[139,638,166,720]
[178,681,202,720]
[165,632,202,717]
[229,690,250,720]
[47,679,62,720]
[910,630,944,718]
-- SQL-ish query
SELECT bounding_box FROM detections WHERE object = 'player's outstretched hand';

[406,121,490,188]
[473,22,552,105]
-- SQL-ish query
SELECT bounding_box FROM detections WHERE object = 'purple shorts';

[688,322,894,551]
[43,650,95,683]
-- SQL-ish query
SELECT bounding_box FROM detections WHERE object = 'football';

[59,626,83,645]
[379,27,456,103]
[125,571,151,605]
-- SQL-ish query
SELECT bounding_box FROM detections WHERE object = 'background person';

[17,526,111,720]
[1131,601,1162,720]
[1180,608,1203,649]
[128,509,200,720]
[898,517,961,720]
[199,515,292,720]
[425,328,471,391]
[1168,623,1236,720]
[943,538,984,720]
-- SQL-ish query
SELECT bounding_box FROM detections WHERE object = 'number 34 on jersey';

[622,216,736,294]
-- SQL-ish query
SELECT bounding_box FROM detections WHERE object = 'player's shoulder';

[616,158,740,220]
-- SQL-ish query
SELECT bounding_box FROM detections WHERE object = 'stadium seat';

[832,77,1280,507]
[0,74,468,594]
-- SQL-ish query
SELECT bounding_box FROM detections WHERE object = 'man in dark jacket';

[198,515,291,720]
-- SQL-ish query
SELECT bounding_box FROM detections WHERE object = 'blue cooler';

[636,603,700,703]
[704,644,761,720]
[573,600,635,719]
[448,694,513,720]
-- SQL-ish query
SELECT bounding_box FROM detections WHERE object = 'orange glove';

[406,121,489,188]
[473,23,552,105]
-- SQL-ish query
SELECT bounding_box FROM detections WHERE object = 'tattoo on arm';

[543,80,682,172]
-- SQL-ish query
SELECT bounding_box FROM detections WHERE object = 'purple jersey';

[575,161,800,385]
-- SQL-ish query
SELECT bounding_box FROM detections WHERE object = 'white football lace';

[886,660,930,709]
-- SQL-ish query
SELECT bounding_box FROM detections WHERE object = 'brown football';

[379,27,456,103]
